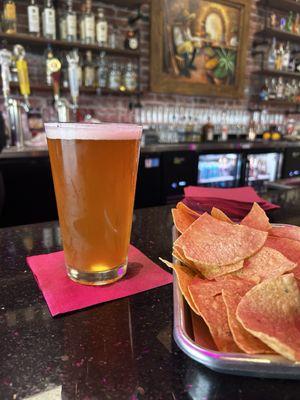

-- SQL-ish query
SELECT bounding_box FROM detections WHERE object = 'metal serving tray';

[172,225,300,379]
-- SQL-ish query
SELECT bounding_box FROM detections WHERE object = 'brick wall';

[1,0,298,123]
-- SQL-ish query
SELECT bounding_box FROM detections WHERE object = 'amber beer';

[45,123,142,285]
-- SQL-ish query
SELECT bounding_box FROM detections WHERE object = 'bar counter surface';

[0,139,299,159]
[1,188,300,400]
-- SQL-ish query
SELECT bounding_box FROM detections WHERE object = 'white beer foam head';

[45,123,142,140]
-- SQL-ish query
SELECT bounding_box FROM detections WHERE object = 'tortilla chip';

[234,247,297,283]
[270,226,300,242]
[172,246,198,271]
[190,292,240,352]
[195,260,244,280]
[240,202,271,232]
[174,212,267,266]
[159,258,199,314]
[211,207,233,224]
[237,274,300,361]
[176,201,200,218]
[266,236,300,280]
[222,285,273,354]
[172,208,198,234]
[191,311,217,350]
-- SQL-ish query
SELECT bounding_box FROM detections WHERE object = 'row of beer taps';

[0,45,80,148]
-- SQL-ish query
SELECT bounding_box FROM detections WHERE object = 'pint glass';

[45,123,142,285]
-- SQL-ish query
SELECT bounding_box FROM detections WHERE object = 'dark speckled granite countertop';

[1,188,300,400]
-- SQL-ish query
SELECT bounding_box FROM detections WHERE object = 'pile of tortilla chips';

[161,202,300,362]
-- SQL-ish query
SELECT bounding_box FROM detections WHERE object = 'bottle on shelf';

[42,0,56,40]
[275,42,284,71]
[269,12,277,29]
[124,29,139,51]
[109,24,118,49]
[66,0,77,42]
[108,61,121,91]
[267,38,276,70]
[83,50,95,87]
[268,78,277,99]
[124,62,137,92]
[202,117,214,142]
[79,4,86,44]
[84,0,95,44]
[96,8,108,47]
[291,78,298,101]
[59,6,67,41]
[285,11,293,32]
[293,13,300,35]
[2,0,17,34]
[259,78,269,101]
[97,51,107,89]
[282,42,290,71]
[284,80,292,100]
[276,77,284,99]
[27,0,40,37]
[280,16,286,31]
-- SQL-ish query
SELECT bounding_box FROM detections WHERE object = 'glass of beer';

[45,123,142,285]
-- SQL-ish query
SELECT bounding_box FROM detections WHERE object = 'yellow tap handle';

[16,59,31,97]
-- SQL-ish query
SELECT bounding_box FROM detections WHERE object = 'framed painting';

[150,0,251,98]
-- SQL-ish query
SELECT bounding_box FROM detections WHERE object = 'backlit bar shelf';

[0,33,140,58]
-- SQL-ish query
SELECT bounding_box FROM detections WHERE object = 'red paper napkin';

[183,186,279,220]
[27,245,172,316]
[184,186,266,203]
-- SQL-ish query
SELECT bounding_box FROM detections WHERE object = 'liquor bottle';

[66,0,77,42]
[275,42,284,70]
[42,0,56,40]
[268,78,277,99]
[293,13,300,35]
[202,117,214,141]
[96,8,108,47]
[276,77,284,99]
[269,12,277,28]
[285,11,293,32]
[259,78,269,101]
[280,17,286,31]
[2,0,17,34]
[84,0,95,44]
[124,29,139,50]
[83,51,95,87]
[282,42,290,71]
[27,0,40,37]
[97,51,107,88]
[79,4,86,43]
[124,62,137,92]
[59,7,67,40]
[108,61,121,91]
[291,79,297,101]
[284,80,292,100]
[267,38,276,69]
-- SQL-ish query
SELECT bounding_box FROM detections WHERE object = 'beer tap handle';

[66,50,79,109]
[13,45,31,109]
[0,48,12,100]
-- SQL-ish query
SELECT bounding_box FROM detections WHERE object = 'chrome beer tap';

[48,54,72,122]
[0,48,25,148]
